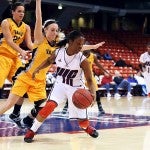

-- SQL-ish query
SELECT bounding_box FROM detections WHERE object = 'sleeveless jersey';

[24,38,56,81]
[55,47,86,87]
[0,18,26,58]
[85,53,98,90]
[139,52,150,74]
[87,53,94,70]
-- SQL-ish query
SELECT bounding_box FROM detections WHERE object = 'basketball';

[72,89,94,109]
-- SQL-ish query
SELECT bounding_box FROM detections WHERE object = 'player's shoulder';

[140,52,148,57]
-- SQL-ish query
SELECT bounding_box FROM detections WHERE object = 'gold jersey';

[87,53,95,69]
[25,38,56,81]
[0,18,26,58]
[85,53,98,90]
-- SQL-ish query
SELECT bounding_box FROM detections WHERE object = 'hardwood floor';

[0,96,150,150]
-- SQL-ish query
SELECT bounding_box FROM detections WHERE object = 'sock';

[12,104,22,116]
[30,118,42,132]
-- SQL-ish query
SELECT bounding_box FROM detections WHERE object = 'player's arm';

[34,0,43,44]
[94,54,110,74]
[81,41,105,51]
[139,54,146,72]
[139,63,146,72]
[24,24,33,50]
[32,51,56,79]
[81,58,96,104]
[1,19,27,57]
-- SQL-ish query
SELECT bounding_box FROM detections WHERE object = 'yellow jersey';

[0,18,26,58]
[24,38,56,81]
[85,53,98,90]
[87,53,95,69]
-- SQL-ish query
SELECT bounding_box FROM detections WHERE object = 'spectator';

[113,70,132,97]
[103,51,112,60]
[134,71,147,96]
[115,58,127,67]
[100,71,117,98]
[139,42,150,97]
[127,74,138,87]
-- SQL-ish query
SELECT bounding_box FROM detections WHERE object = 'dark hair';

[11,2,25,11]
[43,19,58,29]
[57,30,84,47]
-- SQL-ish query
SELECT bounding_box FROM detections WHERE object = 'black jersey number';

[13,35,20,43]
[57,67,78,86]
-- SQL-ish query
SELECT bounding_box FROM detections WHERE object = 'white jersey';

[139,52,150,74]
[55,47,86,87]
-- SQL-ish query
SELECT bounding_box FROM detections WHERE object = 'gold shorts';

[11,73,47,102]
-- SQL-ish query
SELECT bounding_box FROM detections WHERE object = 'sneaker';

[98,110,105,117]
[83,126,99,138]
[127,93,132,97]
[24,129,35,143]
[9,113,22,127]
[114,93,121,98]
[107,93,111,97]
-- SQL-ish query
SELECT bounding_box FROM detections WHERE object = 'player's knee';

[78,119,89,129]
[39,100,57,118]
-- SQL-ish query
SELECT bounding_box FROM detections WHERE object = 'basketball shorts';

[48,81,88,119]
[0,55,22,88]
[11,73,47,102]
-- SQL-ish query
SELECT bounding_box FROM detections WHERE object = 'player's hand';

[25,50,32,60]
[93,41,105,49]
[20,50,27,59]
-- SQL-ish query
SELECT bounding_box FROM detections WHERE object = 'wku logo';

[56,67,78,86]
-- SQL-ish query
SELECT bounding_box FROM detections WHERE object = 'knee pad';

[39,100,57,118]
[78,119,89,129]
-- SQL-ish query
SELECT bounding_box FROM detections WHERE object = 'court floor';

[0,96,150,150]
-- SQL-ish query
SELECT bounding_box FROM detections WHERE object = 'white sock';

[30,118,42,132]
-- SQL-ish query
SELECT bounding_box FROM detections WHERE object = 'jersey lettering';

[145,61,150,73]
[56,67,78,86]
[46,49,53,55]
[13,30,23,43]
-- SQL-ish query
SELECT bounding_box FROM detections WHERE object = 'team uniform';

[139,52,150,94]
[86,53,98,90]
[62,52,105,115]
[12,38,56,101]
[0,18,26,88]
[48,47,88,119]
[86,53,105,114]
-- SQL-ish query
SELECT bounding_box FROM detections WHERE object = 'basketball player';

[24,29,99,143]
[0,1,33,119]
[0,0,104,128]
[139,42,150,97]
[62,47,107,116]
